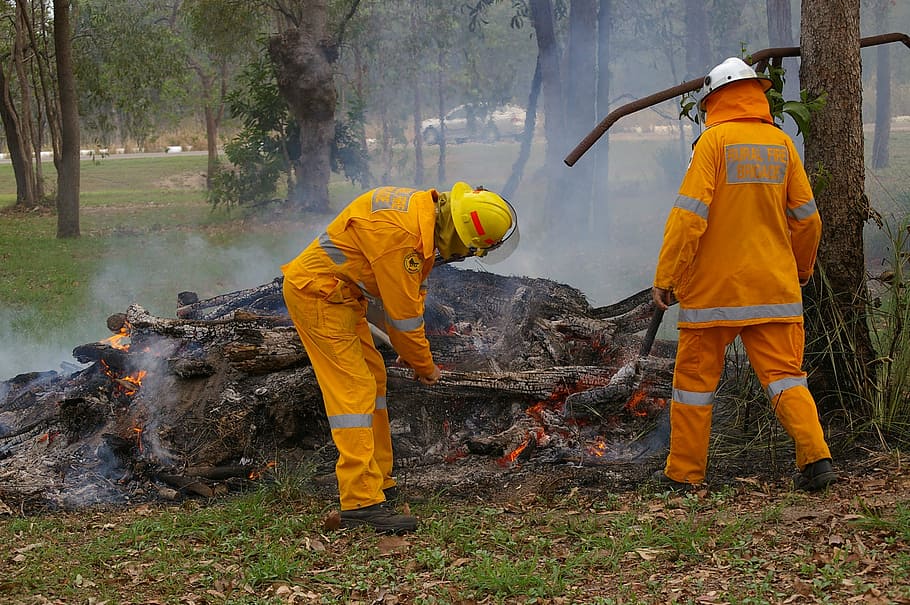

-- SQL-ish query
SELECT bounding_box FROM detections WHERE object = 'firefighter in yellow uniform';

[652,58,837,492]
[282,182,517,533]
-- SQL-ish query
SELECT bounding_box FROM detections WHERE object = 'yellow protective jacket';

[281,186,439,376]
[654,79,821,329]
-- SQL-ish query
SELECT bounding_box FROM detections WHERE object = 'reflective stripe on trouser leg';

[282,280,384,511]
[665,326,735,484]
[740,322,831,470]
[359,315,395,491]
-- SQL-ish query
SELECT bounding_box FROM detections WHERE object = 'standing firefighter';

[651,57,837,492]
[282,182,517,533]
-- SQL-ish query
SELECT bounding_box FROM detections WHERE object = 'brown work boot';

[793,458,838,492]
[340,502,418,534]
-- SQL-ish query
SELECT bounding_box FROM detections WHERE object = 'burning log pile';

[0,265,675,513]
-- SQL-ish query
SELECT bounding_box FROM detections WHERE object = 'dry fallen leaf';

[323,509,341,531]
[377,535,410,555]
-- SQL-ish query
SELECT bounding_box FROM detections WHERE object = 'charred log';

[1,266,677,512]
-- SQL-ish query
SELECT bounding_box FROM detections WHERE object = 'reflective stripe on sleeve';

[766,376,808,399]
[787,198,818,221]
[386,314,424,332]
[328,413,373,430]
[674,194,710,220]
[673,388,715,406]
[679,302,803,324]
[375,395,387,410]
[318,232,348,266]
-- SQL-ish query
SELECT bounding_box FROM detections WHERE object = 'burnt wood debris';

[1,265,677,513]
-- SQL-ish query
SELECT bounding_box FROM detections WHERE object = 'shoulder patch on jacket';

[404,251,423,274]
[371,187,415,213]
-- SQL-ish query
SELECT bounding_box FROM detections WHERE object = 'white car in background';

[421,104,527,145]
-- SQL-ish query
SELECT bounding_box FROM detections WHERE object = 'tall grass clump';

[866,216,910,446]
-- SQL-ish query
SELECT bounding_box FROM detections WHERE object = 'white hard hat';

[698,57,772,109]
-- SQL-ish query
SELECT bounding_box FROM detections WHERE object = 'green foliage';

[678,62,827,136]
[763,63,828,136]
[75,0,191,148]
[209,52,371,209]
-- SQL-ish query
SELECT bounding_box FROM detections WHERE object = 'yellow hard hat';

[449,182,515,257]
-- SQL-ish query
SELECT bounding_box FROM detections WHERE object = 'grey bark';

[871,0,892,170]
[799,0,875,403]
[566,0,597,230]
[268,4,335,213]
[54,0,80,238]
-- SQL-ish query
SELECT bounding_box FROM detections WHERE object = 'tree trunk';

[0,64,38,207]
[413,85,424,188]
[565,0,597,232]
[13,4,38,183]
[529,0,566,229]
[684,0,710,79]
[766,0,801,143]
[436,60,446,185]
[502,56,541,199]
[54,0,80,239]
[268,5,335,214]
[799,0,874,405]
[593,0,611,227]
[682,0,710,177]
[870,0,891,170]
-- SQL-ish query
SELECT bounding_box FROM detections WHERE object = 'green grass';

[3,476,909,604]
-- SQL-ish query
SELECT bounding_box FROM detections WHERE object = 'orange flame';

[101,327,131,350]
[120,370,147,396]
[99,361,146,397]
[499,436,531,465]
[248,460,277,480]
[132,425,143,452]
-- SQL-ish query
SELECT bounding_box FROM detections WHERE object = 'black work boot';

[651,469,691,493]
[340,502,418,534]
[383,485,402,505]
[793,458,838,492]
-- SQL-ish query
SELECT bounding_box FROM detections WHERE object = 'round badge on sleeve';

[404,252,423,274]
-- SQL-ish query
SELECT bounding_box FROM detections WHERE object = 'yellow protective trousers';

[665,321,831,484]
[283,279,395,510]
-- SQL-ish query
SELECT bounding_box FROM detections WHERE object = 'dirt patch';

[154,171,207,190]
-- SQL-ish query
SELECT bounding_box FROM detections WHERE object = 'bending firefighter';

[651,57,837,492]
[282,182,517,533]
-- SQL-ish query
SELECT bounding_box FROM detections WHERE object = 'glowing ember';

[499,434,532,465]
[132,426,143,452]
[248,460,278,480]
[587,435,607,457]
[624,388,650,417]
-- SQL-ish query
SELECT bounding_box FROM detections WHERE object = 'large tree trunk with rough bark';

[0,64,38,207]
[799,0,875,406]
[268,4,335,214]
[53,0,80,239]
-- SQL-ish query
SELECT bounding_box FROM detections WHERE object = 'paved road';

[0,150,209,164]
